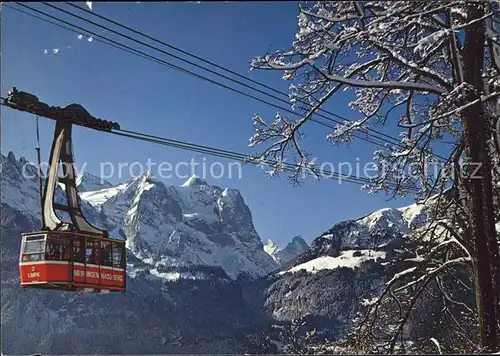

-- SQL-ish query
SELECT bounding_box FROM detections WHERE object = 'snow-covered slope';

[280,249,386,275]
[264,235,309,265]
[264,197,475,347]
[1,152,277,280]
[293,203,431,267]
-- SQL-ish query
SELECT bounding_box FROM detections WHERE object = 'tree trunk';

[461,2,499,351]
[486,93,500,343]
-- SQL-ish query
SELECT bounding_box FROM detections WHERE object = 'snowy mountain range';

[264,235,309,265]
[263,201,434,321]
[1,151,277,280]
[282,203,431,273]
[0,150,480,353]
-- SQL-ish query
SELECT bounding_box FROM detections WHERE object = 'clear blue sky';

[2,2,418,247]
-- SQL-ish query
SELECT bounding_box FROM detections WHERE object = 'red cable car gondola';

[19,231,126,294]
[8,88,126,295]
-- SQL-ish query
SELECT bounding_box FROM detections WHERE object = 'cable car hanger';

[5,87,119,234]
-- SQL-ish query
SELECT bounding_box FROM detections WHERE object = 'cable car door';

[72,236,86,284]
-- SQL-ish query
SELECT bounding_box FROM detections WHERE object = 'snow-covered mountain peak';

[2,151,277,280]
[290,235,308,246]
[113,171,157,198]
[264,239,279,255]
[76,171,113,192]
[130,170,155,184]
[264,235,310,265]
[1,151,37,182]
[139,170,154,181]
[181,174,208,188]
[79,171,154,209]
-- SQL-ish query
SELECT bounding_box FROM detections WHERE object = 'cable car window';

[25,240,44,254]
[22,254,42,262]
[100,240,112,266]
[22,239,45,262]
[45,236,70,261]
[26,234,45,241]
[86,238,99,264]
[73,237,85,263]
[112,242,125,269]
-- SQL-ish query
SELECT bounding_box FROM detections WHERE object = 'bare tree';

[249,0,500,352]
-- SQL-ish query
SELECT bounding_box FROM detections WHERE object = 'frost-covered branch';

[321,72,446,94]
[249,2,499,351]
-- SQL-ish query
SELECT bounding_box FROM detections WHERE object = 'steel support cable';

[65,1,416,147]
[9,2,450,164]
[60,2,405,146]
[0,100,419,192]
[38,2,435,155]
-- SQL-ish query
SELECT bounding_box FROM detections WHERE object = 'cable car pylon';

[4,88,126,295]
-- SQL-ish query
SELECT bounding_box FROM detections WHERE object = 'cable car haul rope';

[2,87,420,296]
[2,88,410,188]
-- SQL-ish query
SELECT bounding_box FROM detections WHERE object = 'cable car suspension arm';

[3,88,119,236]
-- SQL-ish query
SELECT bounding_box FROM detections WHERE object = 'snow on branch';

[327,117,369,145]
[429,338,443,354]
[322,72,446,94]
[386,266,418,286]
[248,0,498,202]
